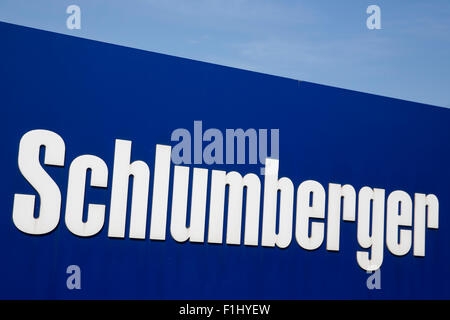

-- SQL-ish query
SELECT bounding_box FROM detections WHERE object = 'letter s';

[12,130,65,235]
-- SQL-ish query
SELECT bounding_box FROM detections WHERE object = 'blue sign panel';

[1,22,449,299]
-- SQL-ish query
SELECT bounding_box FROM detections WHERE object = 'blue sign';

[1,21,449,299]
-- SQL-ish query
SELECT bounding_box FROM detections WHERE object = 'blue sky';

[1,0,449,107]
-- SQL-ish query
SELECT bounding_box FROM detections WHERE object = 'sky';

[1,0,449,107]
